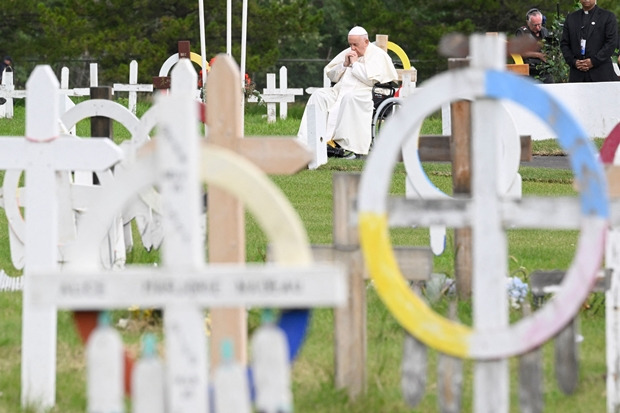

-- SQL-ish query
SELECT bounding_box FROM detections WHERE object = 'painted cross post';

[157,59,209,411]
[113,60,154,114]
[206,54,312,369]
[248,67,303,123]
[0,65,123,409]
[28,59,345,412]
[468,36,510,412]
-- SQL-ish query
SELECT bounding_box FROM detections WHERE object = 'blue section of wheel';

[278,309,311,360]
[485,70,609,218]
[209,310,309,408]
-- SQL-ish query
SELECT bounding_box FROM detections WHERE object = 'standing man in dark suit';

[560,0,618,82]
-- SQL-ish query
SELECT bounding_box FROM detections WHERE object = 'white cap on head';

[348,26,368,36]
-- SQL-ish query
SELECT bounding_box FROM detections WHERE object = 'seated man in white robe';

[297,26,399,158]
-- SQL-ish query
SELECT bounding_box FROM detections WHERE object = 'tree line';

[0,0,616,89]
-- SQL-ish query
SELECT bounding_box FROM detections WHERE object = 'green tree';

[1,0,321,87]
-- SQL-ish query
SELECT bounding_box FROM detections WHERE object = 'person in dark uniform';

[515,8,553,83]
[560,0,618,82]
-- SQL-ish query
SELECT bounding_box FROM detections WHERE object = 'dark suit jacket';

[560,5,618,82]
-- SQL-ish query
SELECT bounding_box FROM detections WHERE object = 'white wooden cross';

[248,66,303,123]
[0,65,123,409]
[58,63,99,99]
[28,60,345,412]
[0,69,26,119]
[1,92,155,272]
[113,60,154,114]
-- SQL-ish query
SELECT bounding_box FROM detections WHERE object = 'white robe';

[297,43,398,155]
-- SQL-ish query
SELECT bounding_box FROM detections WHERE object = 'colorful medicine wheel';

[158,52,208,77]
[69,142,314,391]
[358,67,608,359]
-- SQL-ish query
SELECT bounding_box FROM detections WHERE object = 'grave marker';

[357,34,608,412]
[303,173,432,398]
[2,92,149,270]
[0,69,26,118]
[247,66,303,123]
[0,65,123,409]
[113,60,154,114]
[205,54,312,369]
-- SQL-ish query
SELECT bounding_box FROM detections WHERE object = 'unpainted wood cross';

[206,54,312,369]
[269,172,433,399]
[153,41,193,91]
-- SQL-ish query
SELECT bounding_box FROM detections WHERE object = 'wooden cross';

[0,66,123,409]
[206,54,312,369]
[113,60,154,114]
[357,33,609,413]
[153,41,192,91]
[247,66,303,123]
[269,172,433,399]
[58,63,99,99]
[28,59,345,412]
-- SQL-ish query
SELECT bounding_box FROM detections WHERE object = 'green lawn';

[0,100,609,412]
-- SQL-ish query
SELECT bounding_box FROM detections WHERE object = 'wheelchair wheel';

[371,97,401,150]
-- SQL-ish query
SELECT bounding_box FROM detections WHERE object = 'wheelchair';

[370,82,401,151]
[327,81,401,158]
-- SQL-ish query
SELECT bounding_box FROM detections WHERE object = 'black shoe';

[327,145,345,158]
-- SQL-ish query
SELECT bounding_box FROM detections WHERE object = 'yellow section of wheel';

[359,211,471,357]
[510,53,524,64]
[387,41,412,70]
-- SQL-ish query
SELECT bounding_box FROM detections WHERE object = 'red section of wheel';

[600,123,620,164]
[198,101,207,124]
[74,311,134,396]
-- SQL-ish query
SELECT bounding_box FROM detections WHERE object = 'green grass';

[0,98,608,412]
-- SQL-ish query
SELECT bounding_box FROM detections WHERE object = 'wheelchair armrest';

[372,82,397,100]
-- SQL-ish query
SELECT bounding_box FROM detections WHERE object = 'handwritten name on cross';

[0,66,123,409]
[206,54,312,369]
[29,59,345,413]
[248,66,303,123]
